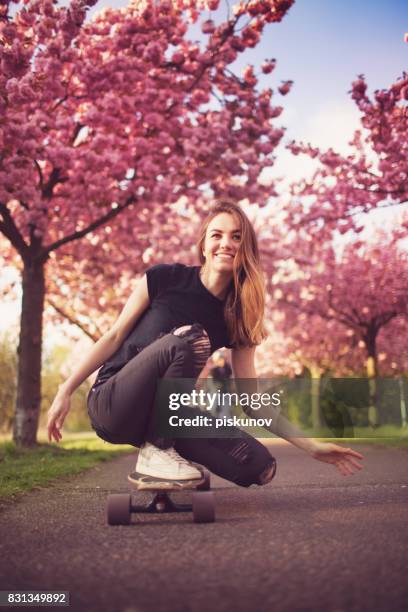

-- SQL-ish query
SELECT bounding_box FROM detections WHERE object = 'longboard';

[127,471,207,491]
[107,468,215,525]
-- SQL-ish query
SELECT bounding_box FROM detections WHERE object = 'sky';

[1,0,407,341]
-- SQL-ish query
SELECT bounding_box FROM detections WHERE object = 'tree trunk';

[310,365,322,431]
[13,259,46,447]
[399,376,407,428]
[365,328,379,428]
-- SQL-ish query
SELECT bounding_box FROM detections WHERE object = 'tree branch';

[43,167,65,200]
[43,196,137,258]
[374,310,401,330]
[34,160,44,192]
[0,202,29,258]
[46,297,101,342]
[296,197,408,228]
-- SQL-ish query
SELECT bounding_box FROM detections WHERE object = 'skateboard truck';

[135,492,193,514]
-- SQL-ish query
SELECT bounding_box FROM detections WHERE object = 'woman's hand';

[310,441,364,476]
[47,390,71,443]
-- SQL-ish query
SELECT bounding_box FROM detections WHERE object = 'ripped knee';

[172,323,209,342]
[171,323,211,374]
[215,437,277,487]
[235,452,277,488]
[229,440,252,465]
[173,324,195,337]
[257,458,277,485]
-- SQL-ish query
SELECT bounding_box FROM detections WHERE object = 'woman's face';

[202,212,241,274]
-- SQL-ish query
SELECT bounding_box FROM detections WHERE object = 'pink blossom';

[201,19,215,34]
[278,80,293,95]
[143,42,162,65]
[171,51,185,64]
[261,59,276,74]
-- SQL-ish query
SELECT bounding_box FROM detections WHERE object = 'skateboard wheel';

[107,494,131,525]
[196,469,211,491]
[192,491,215,523]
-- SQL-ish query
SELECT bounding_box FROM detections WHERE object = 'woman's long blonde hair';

[196,202,268,348]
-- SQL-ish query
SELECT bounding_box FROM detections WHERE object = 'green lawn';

[0,432,134,504]
[316,425,408,448]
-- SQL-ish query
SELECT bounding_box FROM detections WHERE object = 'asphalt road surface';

[1,440,407,612]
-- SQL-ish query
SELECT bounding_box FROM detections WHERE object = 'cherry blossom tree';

[376,315,408,376]
[377,315,408,428]
[287,73,408,236]
[1,0,295,446]
[267,234,408,427]
[271,312,367,428]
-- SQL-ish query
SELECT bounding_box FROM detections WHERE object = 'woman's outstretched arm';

[230,346,364,476]
[47,274,150,443]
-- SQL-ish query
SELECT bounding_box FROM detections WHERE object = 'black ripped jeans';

[87,323,276,487]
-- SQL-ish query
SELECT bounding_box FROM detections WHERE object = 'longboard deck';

[128,471,205,491]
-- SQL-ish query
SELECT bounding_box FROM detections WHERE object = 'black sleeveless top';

[93,263,234,386]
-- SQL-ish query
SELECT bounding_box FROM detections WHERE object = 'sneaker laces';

[162,446,197,468]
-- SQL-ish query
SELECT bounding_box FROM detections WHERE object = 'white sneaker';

[135,443,202,480]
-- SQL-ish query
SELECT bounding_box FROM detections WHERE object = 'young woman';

[47,202,363,486]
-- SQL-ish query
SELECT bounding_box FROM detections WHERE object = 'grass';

[0,432,134,505]
[315,425,408,448]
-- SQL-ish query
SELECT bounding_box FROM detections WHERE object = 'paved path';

[1,441,408,612]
